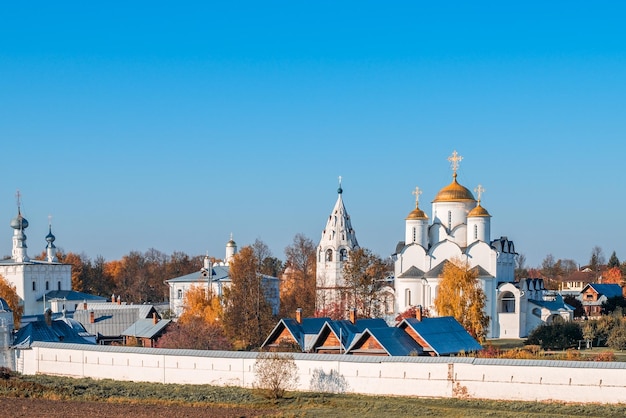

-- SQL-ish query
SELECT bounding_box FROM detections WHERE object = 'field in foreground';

[1,374,626,417]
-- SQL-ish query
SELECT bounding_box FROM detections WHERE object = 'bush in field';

[253,352,299,399]
[607,321,626,350]
[526,322,582,350]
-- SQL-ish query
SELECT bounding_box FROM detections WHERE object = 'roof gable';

[399,317,482,356]
[346,327,423,356]
[398,265,426,278]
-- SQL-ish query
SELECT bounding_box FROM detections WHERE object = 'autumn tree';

[59,251,86,292]
[222,246,276,349]
[540,254,563,290]
[178,285,222,325]
[342,248,390,318]
[253,352,299,399]
[280,234,316,317]
[434,258,489,341]
[156,316,232,350]
[603,267,623,285]
[0,275,23,327]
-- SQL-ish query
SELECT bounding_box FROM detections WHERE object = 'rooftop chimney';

[295,308,303,324]
[153,312,158,325]
[117,296,121,305]
[83,302,87,310]
[349,308,357,324]
[89,311,95,324]
[111,293,115,303]
[416,305,423,322]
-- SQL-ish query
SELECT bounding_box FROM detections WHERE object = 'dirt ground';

[0,397,276,418]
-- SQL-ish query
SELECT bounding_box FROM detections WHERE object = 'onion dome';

[46,226,56,245]
[468,202,491,217]
[433,174,476,203]
[10,211,28,230]
[406,205,428,220]
[226,236,236,247]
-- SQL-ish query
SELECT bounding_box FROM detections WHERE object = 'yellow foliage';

[179,285,222,325]
[603,267,622,285]
[434,257,489,341]
[0,274,24,327]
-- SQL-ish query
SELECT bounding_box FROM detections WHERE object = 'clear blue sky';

[1,2,625,269]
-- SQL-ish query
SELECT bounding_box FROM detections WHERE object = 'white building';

[0,200,72,317]
[166,237,280,318]
[315,179,360,314]
[392,151,572,338]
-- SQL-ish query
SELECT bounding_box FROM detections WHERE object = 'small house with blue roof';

[579,283,623,317]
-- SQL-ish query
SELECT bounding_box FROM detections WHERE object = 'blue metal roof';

[529,294,573,311]
[13,319,95,348]
[347,327,423,356]
[37,290,108,302]
[588,284,623,298]
[400,317,482,356]
[0,297,11,312]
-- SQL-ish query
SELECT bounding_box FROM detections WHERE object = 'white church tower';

[0,192,72,318]
[316,177,359,314]
[225,234,237,264]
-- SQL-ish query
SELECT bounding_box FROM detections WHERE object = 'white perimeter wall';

[15,342,626,404]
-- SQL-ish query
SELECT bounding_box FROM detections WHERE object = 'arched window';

[326,249,333,262]
[57,281,61,291]
[177,289,183,300]
[405,288,411,306]
[474,224,478,240]
[340,249,348,261]
[499,291,516,313]
[32,282,36,291]
[45,281,49,291]
[448,211,452,230]
[412,227,416,243]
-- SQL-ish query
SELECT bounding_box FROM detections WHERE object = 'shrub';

[253,352,299,399]
[526,322,583,350]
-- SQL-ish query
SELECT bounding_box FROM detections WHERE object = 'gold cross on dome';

[447,150,463,176]
[474,184,485,202]
[412,186,422,207]
[15,190,21,209]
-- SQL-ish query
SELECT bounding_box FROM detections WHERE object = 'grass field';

[1,373,625,417]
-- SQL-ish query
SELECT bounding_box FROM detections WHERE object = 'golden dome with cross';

[432,151,476,203]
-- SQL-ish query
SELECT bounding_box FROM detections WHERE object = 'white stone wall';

[15,343,626,404]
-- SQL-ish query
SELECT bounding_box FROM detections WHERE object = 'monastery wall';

[15,342,626,404]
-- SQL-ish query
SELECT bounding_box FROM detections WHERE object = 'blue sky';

[1,2,625,268]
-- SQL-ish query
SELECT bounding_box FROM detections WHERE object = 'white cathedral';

[316,152,573,338]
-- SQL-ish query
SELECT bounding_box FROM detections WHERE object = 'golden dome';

[467,202,491,217]
[433,174,476,203]
[406,206,428,220]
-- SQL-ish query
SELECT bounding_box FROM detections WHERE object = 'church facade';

[315,153,573,339]
[0,198,72,318]
[392,151,572,338]
[166,236,280,318]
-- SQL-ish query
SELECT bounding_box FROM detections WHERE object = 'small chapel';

[0,194,72,318]
[316,152,573,339]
